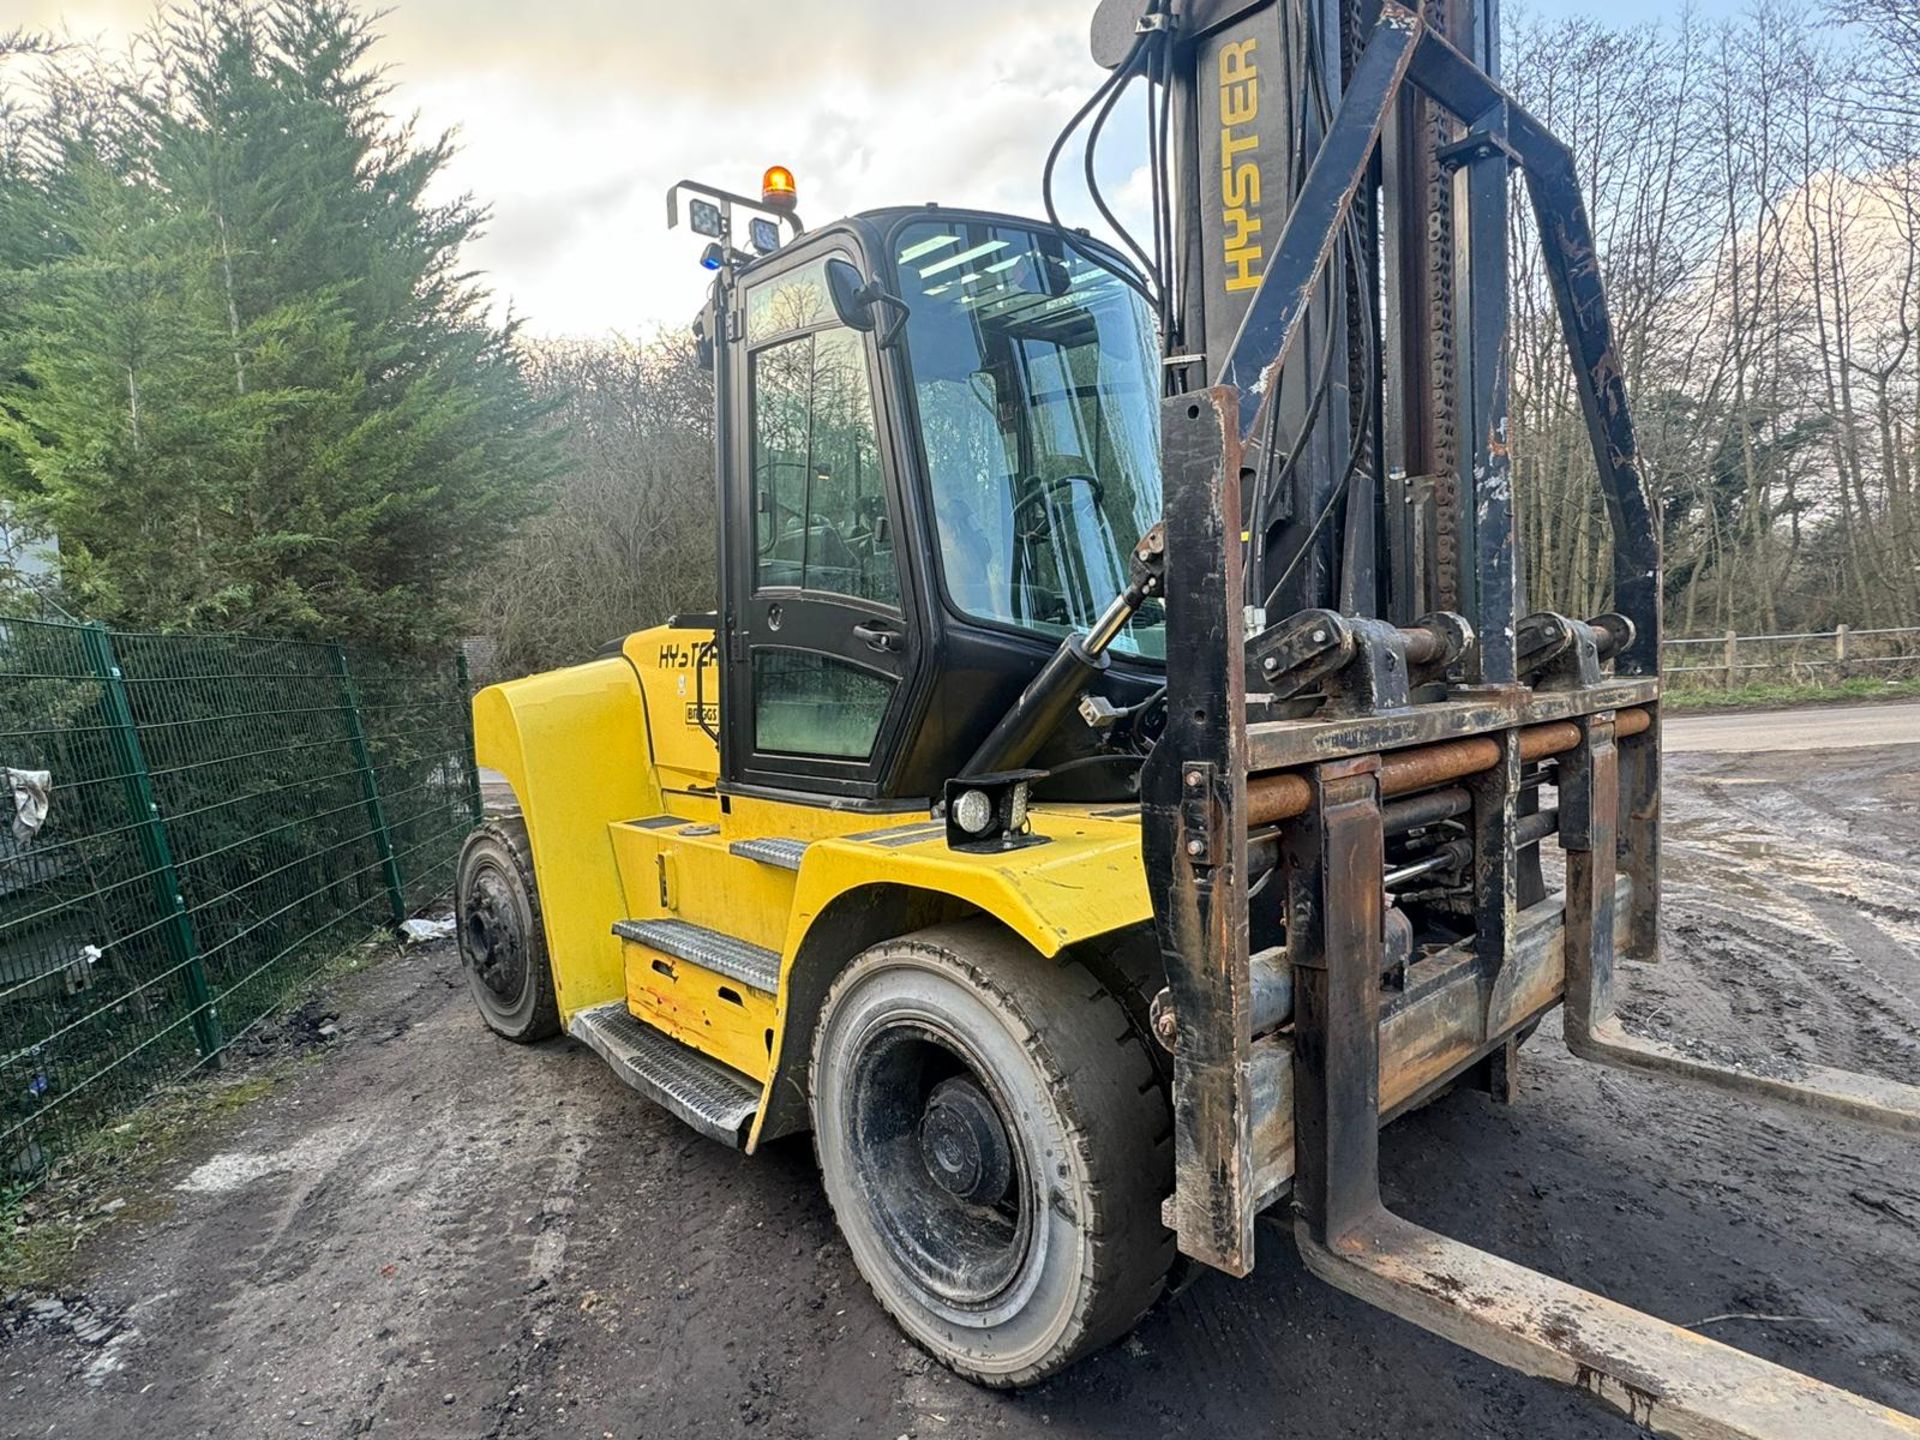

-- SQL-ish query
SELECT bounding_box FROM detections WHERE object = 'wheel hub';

[465,869,524,999]
[918,1076,1012,1205]
[844,1022,1034,1310]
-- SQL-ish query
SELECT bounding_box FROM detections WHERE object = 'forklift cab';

[694,203,1168,808]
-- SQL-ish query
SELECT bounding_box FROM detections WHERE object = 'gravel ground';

[4,718,1918,1439]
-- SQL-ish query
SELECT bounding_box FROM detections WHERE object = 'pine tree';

[0,0,557,652]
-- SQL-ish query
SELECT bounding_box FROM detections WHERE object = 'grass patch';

[1664,676,1920,711]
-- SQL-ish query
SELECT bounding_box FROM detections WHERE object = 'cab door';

[720,249,917,802]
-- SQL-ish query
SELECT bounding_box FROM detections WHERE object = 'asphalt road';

[5,715,1918,1439]
[1663,697,1920,752]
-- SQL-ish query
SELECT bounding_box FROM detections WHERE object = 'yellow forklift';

[458,1,1920,1429]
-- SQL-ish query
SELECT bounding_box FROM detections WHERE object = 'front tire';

[809,921,1173,1387]
[455,816,560,1042]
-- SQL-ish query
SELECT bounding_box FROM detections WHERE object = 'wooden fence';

[1661,626,1920,691]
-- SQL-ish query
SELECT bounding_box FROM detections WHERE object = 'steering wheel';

[806,512,858,568]
[1013,581,1069,624]
[1011,473,1104,542]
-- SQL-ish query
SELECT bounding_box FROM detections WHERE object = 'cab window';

[752,650,894,759]
[750,322,897,608]
[892,221,1163,657]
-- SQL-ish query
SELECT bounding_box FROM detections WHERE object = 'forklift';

[457,0,1920,1429]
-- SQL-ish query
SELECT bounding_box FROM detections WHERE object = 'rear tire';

[455,816,560,1042]
[809,921,1174,1387]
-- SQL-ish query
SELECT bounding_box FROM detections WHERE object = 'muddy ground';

[4,709,1918,1438]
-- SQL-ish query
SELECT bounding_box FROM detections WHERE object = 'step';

[569,1002,760,1147]
[728,836,811,872]
[612,918,781,994]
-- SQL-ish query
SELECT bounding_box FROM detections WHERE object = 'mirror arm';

[857,283,912,348]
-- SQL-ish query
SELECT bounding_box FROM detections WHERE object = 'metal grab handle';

[692,644,720,744]
[852,620,899,654]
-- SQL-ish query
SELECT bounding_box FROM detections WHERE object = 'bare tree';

[1506,0,1920,635]
[472,332,717,678]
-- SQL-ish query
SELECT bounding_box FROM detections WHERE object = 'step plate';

[728,837,811,871]
[613,918,780,994]
[569,1003,760,1147]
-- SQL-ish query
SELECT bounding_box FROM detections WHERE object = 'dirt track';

[4,710,1918,1438]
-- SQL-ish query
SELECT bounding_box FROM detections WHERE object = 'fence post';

[1723,629,1737,690]
[456,648,483,828]
[332,645,408,927]
[83,623,224,1065]
[1835,623,1850,675]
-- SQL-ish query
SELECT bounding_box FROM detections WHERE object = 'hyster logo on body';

[1219,37,1262,293]
[656,638,718,670]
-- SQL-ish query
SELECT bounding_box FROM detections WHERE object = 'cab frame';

[702,206,1169,811]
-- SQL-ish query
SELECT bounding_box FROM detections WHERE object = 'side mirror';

[826,259,874,332]
[825,258,910,349]
[1036,234,1073,297]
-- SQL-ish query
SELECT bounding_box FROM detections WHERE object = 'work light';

[942,770,1047,853]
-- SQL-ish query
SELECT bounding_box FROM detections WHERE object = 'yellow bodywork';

[472,623,1153,1148]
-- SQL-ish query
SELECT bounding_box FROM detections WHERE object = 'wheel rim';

[462,861,527,1007]
[845,1019,1038,1312]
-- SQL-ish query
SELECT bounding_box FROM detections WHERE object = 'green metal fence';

[0,618,481,1176]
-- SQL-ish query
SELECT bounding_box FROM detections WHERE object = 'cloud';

[374,0,1093,100]
[402,4,1145,334]
[13,0,1147,335]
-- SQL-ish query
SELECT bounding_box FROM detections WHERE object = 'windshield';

[893,219,1163,659]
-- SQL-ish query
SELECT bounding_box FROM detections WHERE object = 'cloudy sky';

[19,0,1737,337]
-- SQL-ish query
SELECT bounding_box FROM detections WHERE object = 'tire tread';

[456,815,561,1043]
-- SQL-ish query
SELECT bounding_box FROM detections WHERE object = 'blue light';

[699,241,726,271]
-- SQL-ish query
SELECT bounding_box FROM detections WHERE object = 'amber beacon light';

[761,165,798,213]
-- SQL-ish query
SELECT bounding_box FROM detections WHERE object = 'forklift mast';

[1118,0,1661,1270]
[1102,1,1919,1434]
[1169,0,1521,631]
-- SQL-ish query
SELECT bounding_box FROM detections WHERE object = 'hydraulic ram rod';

[1247,706,1651,826]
